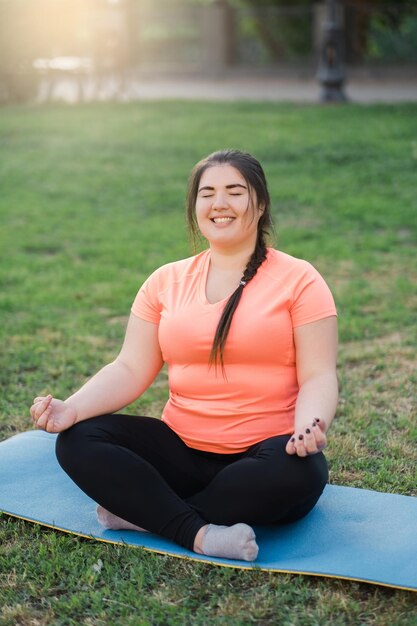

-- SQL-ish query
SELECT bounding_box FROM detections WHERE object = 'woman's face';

[195,164,262,252]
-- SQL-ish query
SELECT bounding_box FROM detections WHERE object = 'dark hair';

[186,149,273,370]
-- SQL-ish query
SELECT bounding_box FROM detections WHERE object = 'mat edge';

[1,510,415,593]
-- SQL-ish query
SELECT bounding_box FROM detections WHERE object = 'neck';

[208,242,257,273]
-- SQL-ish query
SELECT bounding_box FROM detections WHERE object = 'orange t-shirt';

[131,248,337,453]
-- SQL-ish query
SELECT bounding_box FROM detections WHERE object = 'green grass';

[1,101,416,624]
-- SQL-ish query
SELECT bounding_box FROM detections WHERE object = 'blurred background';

[1,7,416,619]
[1,0,416,104]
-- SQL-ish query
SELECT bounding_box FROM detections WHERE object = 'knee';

[55,419,98,471]
[55,424,77,471]
[260,441,328,492]
[280,454,328,517]
[288,454,328,497]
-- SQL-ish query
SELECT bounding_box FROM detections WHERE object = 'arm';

[31,314,163,432]
[286,316,338,457]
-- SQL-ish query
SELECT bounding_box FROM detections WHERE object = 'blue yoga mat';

[0,430,416,591]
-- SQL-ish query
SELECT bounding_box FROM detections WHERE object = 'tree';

[233,0,416,63]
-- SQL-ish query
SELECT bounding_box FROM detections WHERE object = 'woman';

[30,150,338,562]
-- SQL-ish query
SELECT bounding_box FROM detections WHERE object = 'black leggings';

[56,414,328,552]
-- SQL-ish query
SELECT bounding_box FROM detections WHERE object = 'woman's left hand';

[285,419,327,457]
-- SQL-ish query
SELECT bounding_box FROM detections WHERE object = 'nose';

[211,192,229,210]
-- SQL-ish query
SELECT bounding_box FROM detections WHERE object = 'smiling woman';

[196,166,260,254]
[30,149,338,565]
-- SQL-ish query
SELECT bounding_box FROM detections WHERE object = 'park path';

[35,73,417,105]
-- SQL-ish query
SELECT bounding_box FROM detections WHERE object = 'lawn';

[0,101,416,625]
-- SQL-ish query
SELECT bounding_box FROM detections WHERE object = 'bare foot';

[96,506,148,532]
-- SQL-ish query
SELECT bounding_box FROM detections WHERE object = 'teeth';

[213,217,234,223]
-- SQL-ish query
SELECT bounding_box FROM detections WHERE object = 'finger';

[312,421,327,450]
[311,430,327,452]
[303,427,319,455]
[30,399,43,419]
[294,434,308,457]
[30,401,44,420]
[32,395,52,421]
[316,431,327,451]
[45,416,55,433]
[314,418,327,434]
[286,436,296,455]
[35,405,52,430]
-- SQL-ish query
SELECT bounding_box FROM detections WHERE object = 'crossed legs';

[56,414,328,559]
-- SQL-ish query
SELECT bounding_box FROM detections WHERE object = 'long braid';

[209,231,268,370]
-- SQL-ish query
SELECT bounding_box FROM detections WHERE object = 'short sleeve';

[131,270,162,324]
[290,262,337,328]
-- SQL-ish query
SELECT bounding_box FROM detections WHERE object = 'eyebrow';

[198,183,248,192]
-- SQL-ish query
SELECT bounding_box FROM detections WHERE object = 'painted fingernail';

[306,428,311,434]
[315,418,320,423]
[312,422,317,427]
[298,434,304,440]
[290,437,295,443]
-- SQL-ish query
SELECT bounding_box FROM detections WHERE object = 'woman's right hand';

[30,395,77,433]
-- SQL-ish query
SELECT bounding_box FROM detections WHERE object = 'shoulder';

[261,248,318,284]
[143,250,209,291]
[260,249,336,322]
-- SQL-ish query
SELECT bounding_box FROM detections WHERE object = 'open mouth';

[211,217,235,223]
